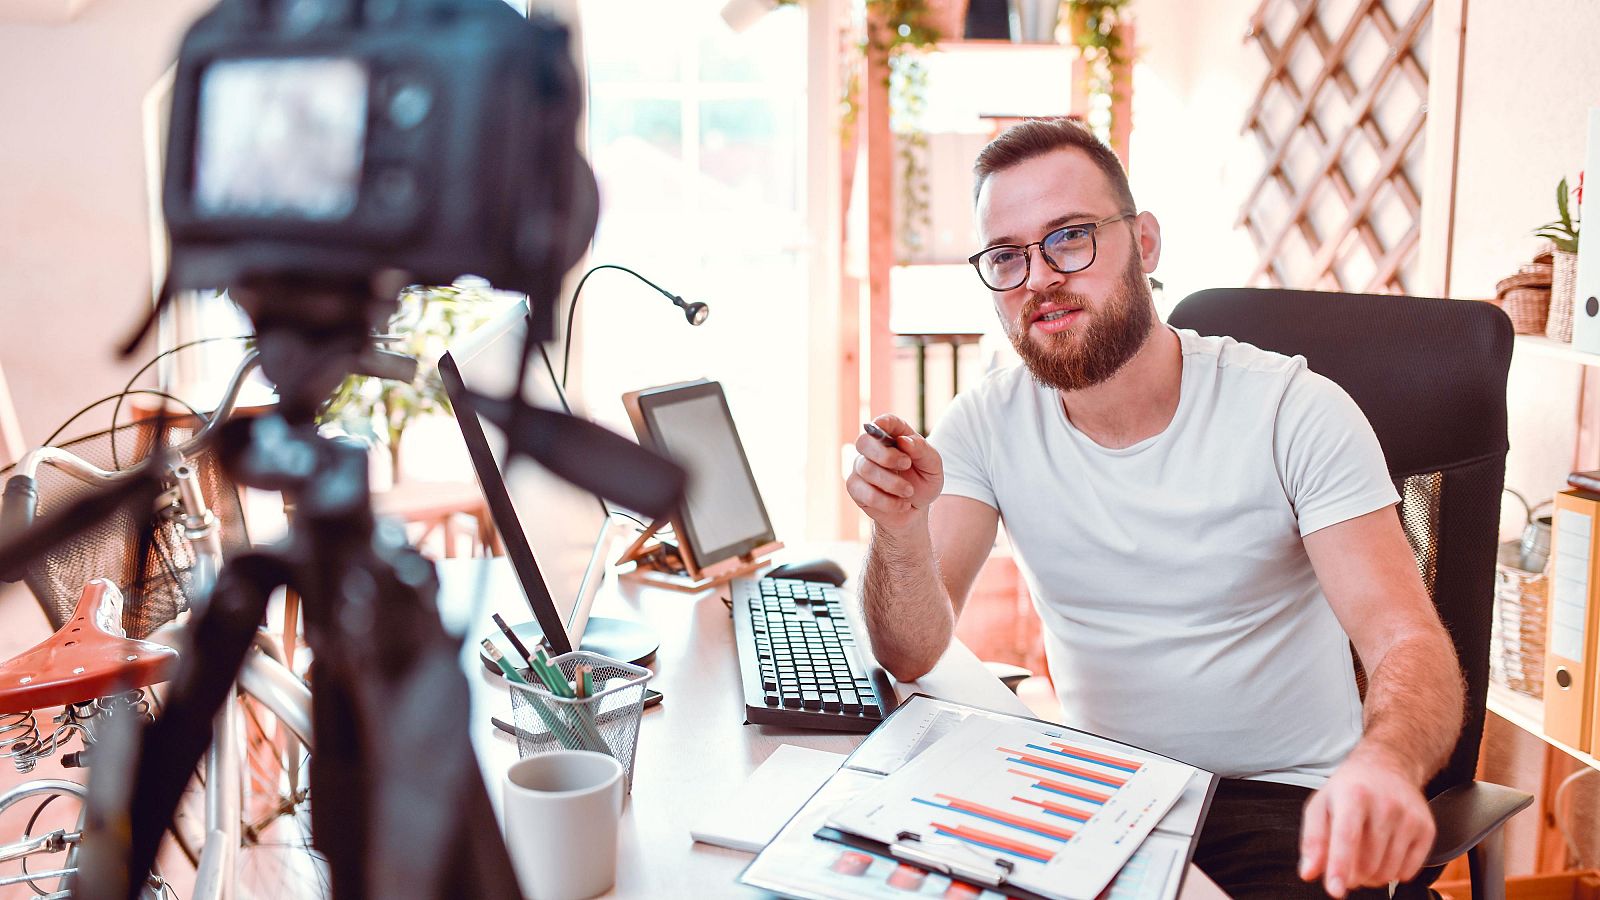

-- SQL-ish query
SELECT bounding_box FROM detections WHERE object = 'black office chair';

[1168,287,1531,900]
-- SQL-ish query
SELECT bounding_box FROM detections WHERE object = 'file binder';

[1545,490,1600,750]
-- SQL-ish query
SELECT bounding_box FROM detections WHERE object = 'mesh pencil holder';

[508,651,651,791]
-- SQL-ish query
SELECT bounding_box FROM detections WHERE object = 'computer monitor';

[439,299,656,663]
[622,379,777,578]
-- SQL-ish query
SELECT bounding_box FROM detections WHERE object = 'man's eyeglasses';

[967,211,1136,291]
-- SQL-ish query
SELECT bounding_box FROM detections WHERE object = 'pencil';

[532,646,574,698]
[480,639,528,685]
[491,613,535,669]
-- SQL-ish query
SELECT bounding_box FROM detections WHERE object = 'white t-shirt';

[932,327,1400,787]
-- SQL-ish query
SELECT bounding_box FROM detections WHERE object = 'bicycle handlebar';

[0,475,37,583]
[0,348,264,587]
[10,349,263,488]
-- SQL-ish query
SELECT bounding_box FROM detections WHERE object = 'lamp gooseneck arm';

[559,264,707,390]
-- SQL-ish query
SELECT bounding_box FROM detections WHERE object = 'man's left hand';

[1298,753,1435,897]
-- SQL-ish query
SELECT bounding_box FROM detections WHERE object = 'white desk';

[435,556,1226,899]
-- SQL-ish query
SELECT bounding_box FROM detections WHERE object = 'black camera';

[160,0,596,342]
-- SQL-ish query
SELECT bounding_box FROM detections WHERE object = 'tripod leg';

[302,549,521,899]
[72,551,285,900]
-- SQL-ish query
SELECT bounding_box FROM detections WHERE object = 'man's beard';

[1005,255,1155,393]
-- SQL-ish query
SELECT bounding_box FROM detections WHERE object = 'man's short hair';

[972,117,1136,213]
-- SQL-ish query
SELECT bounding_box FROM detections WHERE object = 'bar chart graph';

[829,717,1193,899]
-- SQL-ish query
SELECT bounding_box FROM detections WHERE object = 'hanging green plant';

[856,0,942,261]
[891,50,933,260]
[1063,0,1131,143]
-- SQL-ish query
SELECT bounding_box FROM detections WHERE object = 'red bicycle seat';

[0,579,178,715]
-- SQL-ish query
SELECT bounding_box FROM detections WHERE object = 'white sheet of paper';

[690,744,846,853]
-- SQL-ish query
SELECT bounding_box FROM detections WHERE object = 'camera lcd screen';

[193,57,368,221]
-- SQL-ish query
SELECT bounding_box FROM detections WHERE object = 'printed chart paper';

[741,769,1187,900]
[828,716,1193,899]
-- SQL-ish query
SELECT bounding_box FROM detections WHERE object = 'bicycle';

[0,351,318,899]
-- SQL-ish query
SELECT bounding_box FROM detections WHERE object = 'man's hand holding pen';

[847,414,945,533]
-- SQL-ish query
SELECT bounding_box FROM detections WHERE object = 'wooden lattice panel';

[1238,0,1432,293]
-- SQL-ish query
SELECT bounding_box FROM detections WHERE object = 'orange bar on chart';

[999,748,1129,788]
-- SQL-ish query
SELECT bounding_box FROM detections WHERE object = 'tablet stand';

[614,516,782,592]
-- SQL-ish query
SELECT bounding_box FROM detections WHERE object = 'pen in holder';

[507,651,652,792]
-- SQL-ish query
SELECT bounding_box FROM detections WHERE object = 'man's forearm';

[861,517,956,682]
[1350,629,1465,785]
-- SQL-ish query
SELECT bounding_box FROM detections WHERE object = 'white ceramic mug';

[503,750,625,900]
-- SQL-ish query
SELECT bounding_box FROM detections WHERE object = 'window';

[575,0,811,542]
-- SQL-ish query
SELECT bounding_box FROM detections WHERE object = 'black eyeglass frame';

[967,211,1137,291]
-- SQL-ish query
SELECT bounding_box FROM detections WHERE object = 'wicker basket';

[1498,287,1551,335]
[1496,266,1553,335]
[1490,540,1547,699]
[1547,249,1579,342]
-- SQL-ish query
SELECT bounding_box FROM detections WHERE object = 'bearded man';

[845,117,1463,900]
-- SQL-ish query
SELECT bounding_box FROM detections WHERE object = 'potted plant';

[1536,173,1583,342]
[319,279,505,484]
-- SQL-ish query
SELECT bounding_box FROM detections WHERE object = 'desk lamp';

[467,266,709,669]
[560,264,709,392]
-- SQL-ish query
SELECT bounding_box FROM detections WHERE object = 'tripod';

[70,298,520,897]
[69,270,685,899]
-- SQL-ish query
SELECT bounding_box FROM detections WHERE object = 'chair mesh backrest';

[1,420,250,639]
[1169,288,1513,799]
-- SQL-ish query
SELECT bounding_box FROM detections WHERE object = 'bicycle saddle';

[0,579,178,714]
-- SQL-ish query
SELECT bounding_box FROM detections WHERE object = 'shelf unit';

[1514,333,1600,367]
[1487,683,1600,774]
[1487,337,1600,776]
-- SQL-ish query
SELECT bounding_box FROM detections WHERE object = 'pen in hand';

[862,421,898,448]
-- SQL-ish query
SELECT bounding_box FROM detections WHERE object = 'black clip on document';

[815,826,1034,896]
[891,829,1016,888]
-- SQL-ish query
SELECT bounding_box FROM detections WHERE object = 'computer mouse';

[766,558,848,586]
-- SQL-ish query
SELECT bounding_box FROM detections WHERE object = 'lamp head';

[674,297,710,326]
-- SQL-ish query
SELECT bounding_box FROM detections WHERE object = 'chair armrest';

[982,661,1033,693]
[1423,781,1534,868]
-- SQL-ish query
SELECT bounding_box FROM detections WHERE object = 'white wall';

[1449,1,1600,300]
[0,0,213,447]
[1126,0,1263,316]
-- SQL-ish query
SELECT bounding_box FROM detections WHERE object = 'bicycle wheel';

[161,658,328,900]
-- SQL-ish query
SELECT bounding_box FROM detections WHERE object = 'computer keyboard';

[731,575,897,733]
